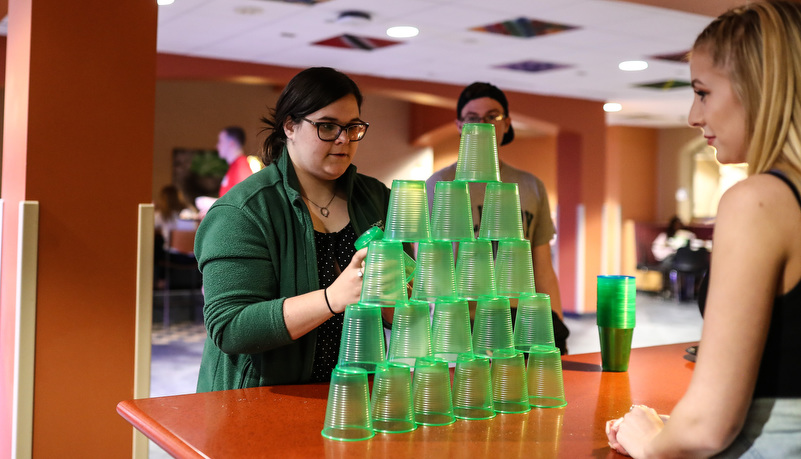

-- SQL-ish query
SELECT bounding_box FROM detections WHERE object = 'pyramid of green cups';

[321,123,566,442]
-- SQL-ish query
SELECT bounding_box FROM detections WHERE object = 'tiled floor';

[147,292,703,457]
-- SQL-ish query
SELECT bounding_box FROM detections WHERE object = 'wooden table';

[117,342,696,458]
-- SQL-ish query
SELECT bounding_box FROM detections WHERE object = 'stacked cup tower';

[322,123,566,441]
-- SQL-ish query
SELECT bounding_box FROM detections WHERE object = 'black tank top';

[698,170,801,397]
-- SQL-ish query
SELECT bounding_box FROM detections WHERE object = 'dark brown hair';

[259,67,363,165]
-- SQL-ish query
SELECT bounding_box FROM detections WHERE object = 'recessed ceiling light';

[619,60,648,71]
[157,0,174,5]
[604,103,623,112]
[387,26,419,38]
[234,6,263,15]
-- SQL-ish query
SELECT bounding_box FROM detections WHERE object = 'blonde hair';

[693,1,801,177]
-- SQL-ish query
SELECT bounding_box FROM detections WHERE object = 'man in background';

[426,82,570,354]
[217,126,252,196]
[196,126,255,217]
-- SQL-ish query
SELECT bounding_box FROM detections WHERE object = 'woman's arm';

[283,248,367,339]
[614,177,787,457]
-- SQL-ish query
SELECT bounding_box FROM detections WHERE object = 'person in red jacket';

[217,126,253,196]
[196,126,256,217]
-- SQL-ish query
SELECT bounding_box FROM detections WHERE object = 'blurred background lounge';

[0,0,757,457]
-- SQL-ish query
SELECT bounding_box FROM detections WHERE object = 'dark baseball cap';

[456,82,515,146]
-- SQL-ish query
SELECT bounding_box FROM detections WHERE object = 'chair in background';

[623,220,665,293]
[670,246,710,302]
[155,227,202,328]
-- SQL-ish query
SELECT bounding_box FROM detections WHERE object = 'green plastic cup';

[598,326,634,372]
[596,276,635,371]
[431,298,473,362]
[596,275,636,329]
[355,226,416,282]
[370,362,416,434]
[455,123,501,182]
[387,300,432,366]
[513,293,555,351]
[478,182,524,241]
[337,303,386,373]
[431,180,475,242]
[526,345,567,408]
[455,240,497,300]
[452,353,495,420]
[490,349,530,414]
[360,240,408,306]
[384,180,430,242]
[354,226,384,251]
[412,356,455,426]
[472,296,514,357]
[412,240,456,301]
[495,239,536,298]
[321,366,375,441]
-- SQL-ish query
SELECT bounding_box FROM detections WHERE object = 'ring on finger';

[357,269,364,278]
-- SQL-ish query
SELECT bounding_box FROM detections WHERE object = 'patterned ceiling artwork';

[651,51,691,63]
[636,80,692,90]
[313,34,403,50]
[495,60,571,73]
[258,0,331,4]
[472,17,578,38]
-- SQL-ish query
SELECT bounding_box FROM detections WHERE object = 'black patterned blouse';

[309,223,358,382]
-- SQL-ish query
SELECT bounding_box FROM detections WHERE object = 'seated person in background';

[651,216,696,263]
[652,216,697,297]
[154,185,198,249]
[154,185,198,287]
[606,2,801,456]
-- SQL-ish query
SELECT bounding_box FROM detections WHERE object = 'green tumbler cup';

[596,275,636,329]
[596,275,636,372]
[598,326,634,372]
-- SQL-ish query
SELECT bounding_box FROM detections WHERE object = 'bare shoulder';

[718,174,798,217]
[716,174,800,253]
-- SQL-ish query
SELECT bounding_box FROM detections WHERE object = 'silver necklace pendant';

[303,191,336,218]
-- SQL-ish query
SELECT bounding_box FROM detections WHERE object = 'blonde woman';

[606,2,801,457]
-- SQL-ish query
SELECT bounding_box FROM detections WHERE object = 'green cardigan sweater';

[195,151,390,392]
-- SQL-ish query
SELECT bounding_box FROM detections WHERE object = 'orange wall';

[504,135,559,211]
[607,126,660,222]
[0,0,157,456]
[153,80,278,196]
[657,127,705,220]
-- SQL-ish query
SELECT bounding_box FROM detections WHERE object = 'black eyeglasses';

[460,112,506,124]
[301,118,369,142]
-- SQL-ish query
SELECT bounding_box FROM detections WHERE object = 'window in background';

[691,147,747,220]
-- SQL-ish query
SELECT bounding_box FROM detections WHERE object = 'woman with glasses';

[426,82,570,355]
[195,67,391,391]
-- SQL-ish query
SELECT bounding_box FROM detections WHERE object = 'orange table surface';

[117,342,696,458]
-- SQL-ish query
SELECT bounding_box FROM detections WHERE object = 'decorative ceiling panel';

[471,17,579,38]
